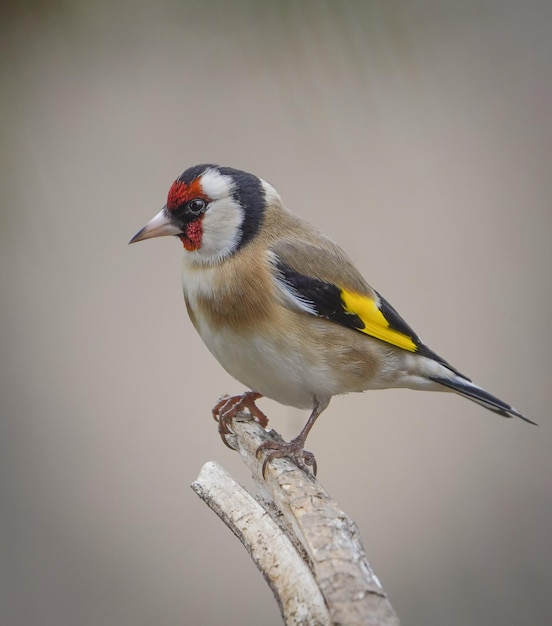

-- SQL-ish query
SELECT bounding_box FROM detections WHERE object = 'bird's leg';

[212,391,268,449]
[256,405,322,477]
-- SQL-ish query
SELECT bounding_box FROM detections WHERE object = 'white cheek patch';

[199,197,244,262]
[180,168,243,265]
[200,168,235,200]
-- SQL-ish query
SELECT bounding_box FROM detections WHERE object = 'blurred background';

[1,1,551,624]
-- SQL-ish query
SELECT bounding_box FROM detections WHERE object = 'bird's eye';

[187,198,207,214]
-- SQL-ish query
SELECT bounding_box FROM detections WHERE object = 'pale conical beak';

[129,208,183,244]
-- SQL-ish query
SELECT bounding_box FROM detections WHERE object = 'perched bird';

[130,164,534,474]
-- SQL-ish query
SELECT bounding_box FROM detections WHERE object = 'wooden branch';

[192,462,330,625]
[191,412,400,626]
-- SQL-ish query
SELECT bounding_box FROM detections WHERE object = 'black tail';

[430,375,537,425]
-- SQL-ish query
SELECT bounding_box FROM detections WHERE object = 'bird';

[129,164,534,475]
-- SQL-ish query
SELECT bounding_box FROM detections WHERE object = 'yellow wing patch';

[340,289,417,352]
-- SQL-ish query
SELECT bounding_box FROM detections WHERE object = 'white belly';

[196,319,324,409]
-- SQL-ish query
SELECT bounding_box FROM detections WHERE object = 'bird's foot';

[212,391,268,449]
[256,436,317,477]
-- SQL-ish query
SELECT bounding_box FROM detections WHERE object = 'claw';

[212,391,268,449]
[256,437,317,478]
[255,404,323,477]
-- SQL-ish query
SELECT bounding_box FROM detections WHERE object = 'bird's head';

[129,164,278,264]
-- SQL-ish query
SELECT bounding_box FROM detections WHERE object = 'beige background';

[1,1,551,625]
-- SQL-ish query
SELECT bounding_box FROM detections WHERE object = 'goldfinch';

[130,164,534,474]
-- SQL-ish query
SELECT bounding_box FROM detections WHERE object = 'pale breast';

[181,253,321,408]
